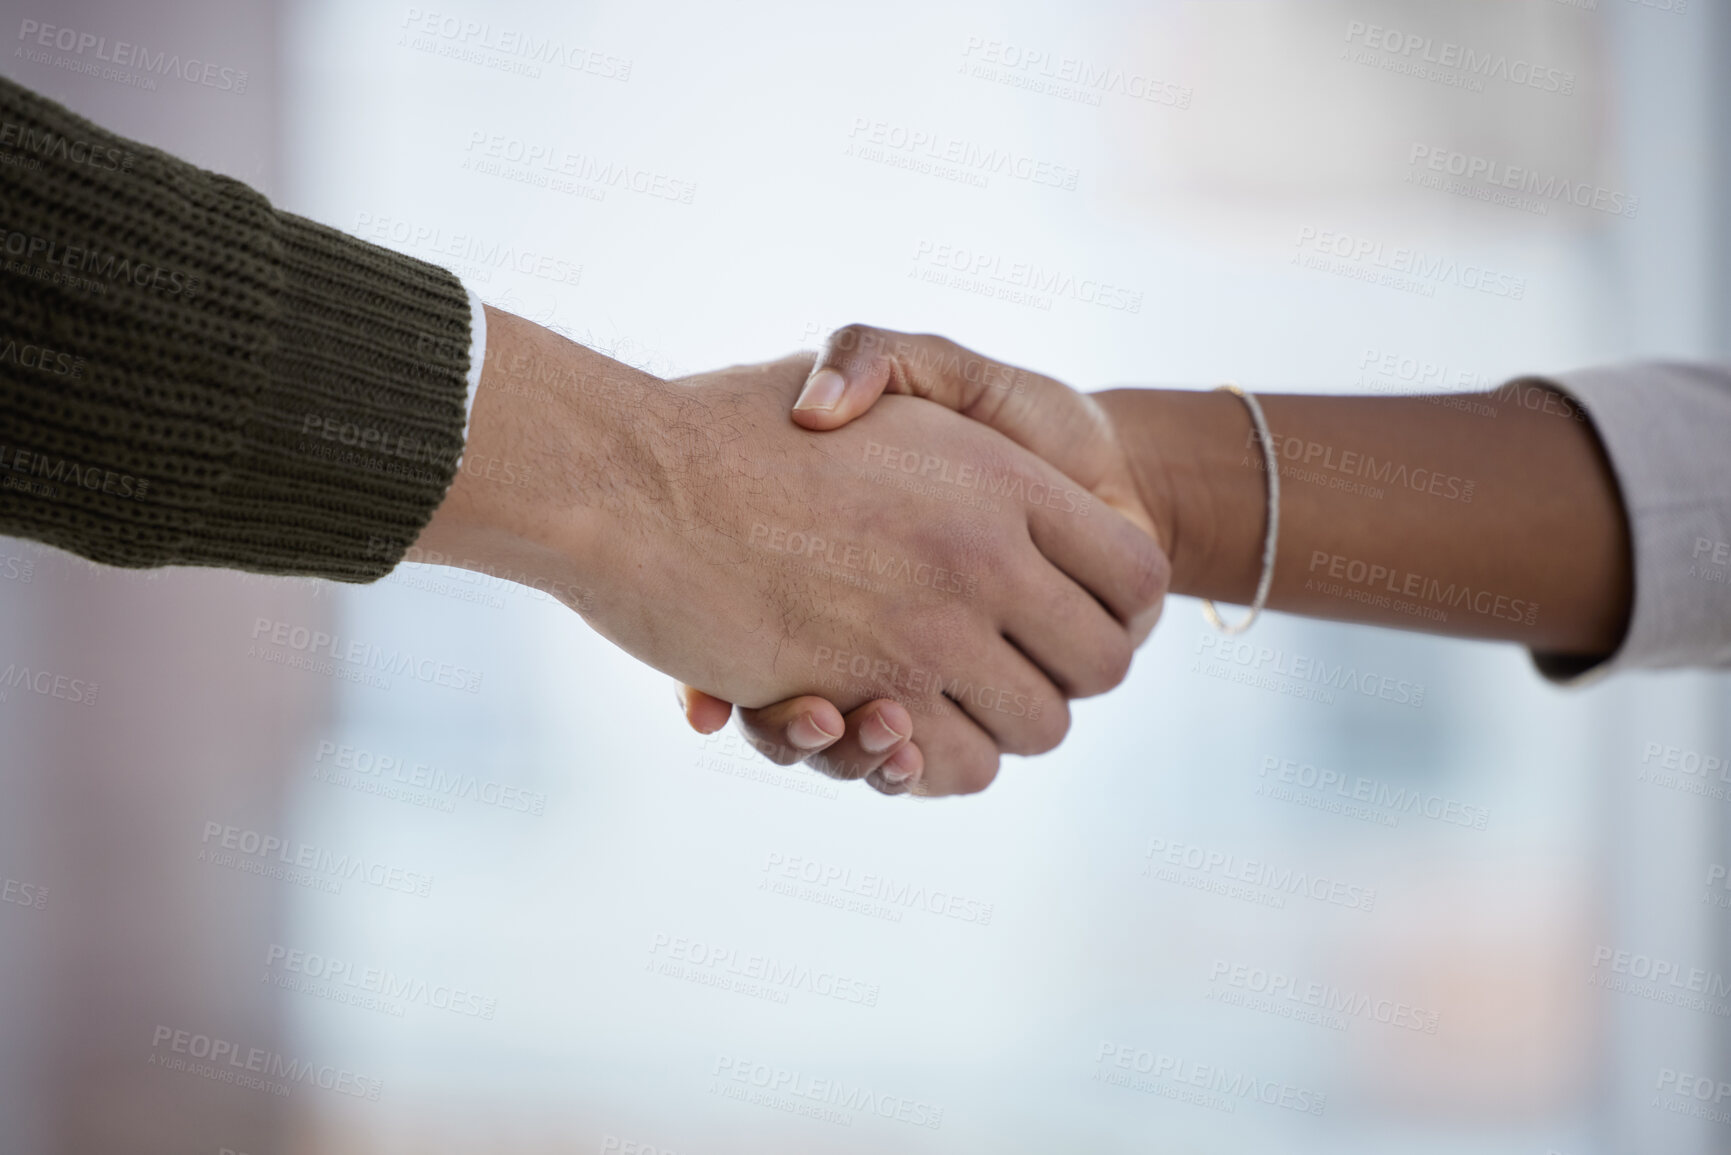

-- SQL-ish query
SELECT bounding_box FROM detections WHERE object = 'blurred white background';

[2,1,1729,1152]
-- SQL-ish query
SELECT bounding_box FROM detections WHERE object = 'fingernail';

[881,747,918,784]
[793,367,846,412]
[859,710,906,754]
[787,712,840,750]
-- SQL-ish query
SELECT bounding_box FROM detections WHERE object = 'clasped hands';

[419,313,1172,798]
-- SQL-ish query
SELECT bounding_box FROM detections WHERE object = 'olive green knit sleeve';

[0,76,474,581]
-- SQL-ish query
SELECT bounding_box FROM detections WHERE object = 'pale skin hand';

[685,323,1634,766]
[416,309,1169,797]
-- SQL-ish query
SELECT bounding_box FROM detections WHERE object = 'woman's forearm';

[1096,385,1633,657]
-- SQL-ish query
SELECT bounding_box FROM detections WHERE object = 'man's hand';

[678,324,1175,792]
[419,310,1168,796]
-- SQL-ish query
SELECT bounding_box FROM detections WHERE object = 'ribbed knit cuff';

[193,209,474,581]
[0,77,475,582]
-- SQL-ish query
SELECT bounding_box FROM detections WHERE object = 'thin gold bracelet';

[1201,383,1279,635]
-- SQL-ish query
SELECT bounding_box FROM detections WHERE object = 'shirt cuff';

[1524,362,1731,685]
[460,282,487,443]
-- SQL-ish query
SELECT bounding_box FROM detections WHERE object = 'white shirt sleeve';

[1526,361,1731,682]
[460,281,487,443]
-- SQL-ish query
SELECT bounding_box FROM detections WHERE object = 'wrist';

[414,307,670,609]
[1094,388,1266,604]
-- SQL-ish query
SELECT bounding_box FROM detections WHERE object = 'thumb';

[676,683,734,734]
[790,325,1118,497]
[790,326,898,430]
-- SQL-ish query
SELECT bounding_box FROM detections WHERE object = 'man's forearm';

[1097,386,1633,656]
[413,305,670,611]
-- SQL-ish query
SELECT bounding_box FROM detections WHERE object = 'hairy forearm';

[413,306,671,610]
[1097,386,1633,656]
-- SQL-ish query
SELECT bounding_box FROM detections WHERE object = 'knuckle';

[1028,696,1071,754]
[1075,633,1134,698]
[1124,536,1172,611]
[951,749,1001,796]
[906,600,977,661]
[827,323,887,360]
[1006,695,1070,756]
[1103,632,1135,687]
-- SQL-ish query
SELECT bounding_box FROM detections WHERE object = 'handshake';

[674,324,1174,798]
[418,316,1177,798]
[416,310,1627,798]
